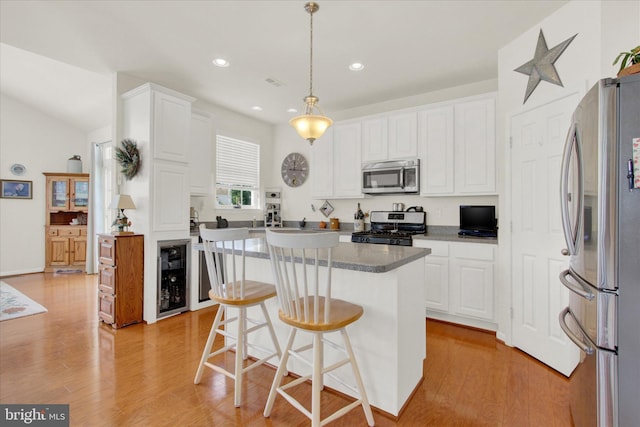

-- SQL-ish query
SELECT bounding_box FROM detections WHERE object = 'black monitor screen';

[459,205,496,232]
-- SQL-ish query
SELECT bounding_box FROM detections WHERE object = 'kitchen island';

[198,236,430,417]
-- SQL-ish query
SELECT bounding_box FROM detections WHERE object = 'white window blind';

[216,135,260,188]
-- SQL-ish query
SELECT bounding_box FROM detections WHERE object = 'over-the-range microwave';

[362,159,419,194]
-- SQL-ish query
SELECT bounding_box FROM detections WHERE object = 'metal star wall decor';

[514,29,577,103]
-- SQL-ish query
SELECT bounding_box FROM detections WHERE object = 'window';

[215,135,260,209]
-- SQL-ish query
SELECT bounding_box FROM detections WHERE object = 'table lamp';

[110,194,136,234]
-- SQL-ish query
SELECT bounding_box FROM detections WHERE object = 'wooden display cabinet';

[43,172,89,272]
[98,234,144,328]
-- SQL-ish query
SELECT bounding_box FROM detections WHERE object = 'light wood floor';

[0,273,571,426]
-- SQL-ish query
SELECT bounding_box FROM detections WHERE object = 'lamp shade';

[110,194,136,210]
[289,114,333,144]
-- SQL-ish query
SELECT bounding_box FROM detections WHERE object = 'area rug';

[0,281,47,321]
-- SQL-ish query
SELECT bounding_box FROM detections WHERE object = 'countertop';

[194,236,431,274]
[192,225,498,245]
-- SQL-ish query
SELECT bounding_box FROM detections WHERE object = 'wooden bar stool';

[194,226,283,407]
[263,229,374,427]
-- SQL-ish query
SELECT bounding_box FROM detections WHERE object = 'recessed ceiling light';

[349,62,364,71]
[212,58,229,67]
[251,106,263,111]
[287,108,298,113]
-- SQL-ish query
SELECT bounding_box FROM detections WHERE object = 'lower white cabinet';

[423,242,450,312]
[415,239,496,329]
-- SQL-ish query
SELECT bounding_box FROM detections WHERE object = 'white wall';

[495,0,640,343]
[0,94,89,276]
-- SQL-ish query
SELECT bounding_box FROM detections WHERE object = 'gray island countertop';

[195,236,431,274]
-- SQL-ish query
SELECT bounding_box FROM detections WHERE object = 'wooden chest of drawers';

[97,234,144,328]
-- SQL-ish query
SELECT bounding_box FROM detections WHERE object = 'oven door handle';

[559,307,594,355]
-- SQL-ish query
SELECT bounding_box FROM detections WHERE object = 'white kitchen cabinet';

[311,122,363,199]
[361,117,388,163]
[310,128,334,198]
[418,106,455,194]
[153,161,190,232]
[454,96,496,194]
[388,111,418,159]
[152,88,193,163]
[415,239,496,329]
[418,93,496,196]
[333,122,362,197]
[189,111,213,195]
[422,240,450,312]
[449,243,494,321]
[361,112,417,163]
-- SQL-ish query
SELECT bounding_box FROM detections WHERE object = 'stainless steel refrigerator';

[559,74,640,427]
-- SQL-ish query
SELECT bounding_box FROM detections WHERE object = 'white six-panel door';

[510,93,580,376]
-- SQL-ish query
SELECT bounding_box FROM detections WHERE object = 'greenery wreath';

[115,138,140,180]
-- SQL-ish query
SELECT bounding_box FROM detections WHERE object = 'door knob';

[561,248,569,256]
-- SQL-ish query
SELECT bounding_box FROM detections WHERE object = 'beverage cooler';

[157,239,190,318]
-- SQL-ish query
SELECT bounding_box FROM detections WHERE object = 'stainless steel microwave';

[362,159,419,194]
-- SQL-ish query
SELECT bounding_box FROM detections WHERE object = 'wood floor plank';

[0,273,571,426]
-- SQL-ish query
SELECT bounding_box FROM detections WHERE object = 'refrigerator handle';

[559,123,583,256]
[627,159,635,191]
[559,268,594,301]
[559,307,594,355]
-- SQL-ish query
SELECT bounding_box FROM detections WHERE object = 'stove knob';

[364,237,369,243]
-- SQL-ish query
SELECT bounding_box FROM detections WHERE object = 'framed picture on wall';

[0,179,33,199]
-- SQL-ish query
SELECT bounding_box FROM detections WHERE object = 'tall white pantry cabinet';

[120,83,195,324]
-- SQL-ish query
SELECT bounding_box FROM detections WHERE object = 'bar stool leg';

[341,329,374,426]
[312,332,322,427]
[264,328,297,417]
[194,305,224,384]
[234,307,245,407]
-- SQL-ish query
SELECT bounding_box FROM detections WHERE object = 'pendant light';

[289,2,333,145]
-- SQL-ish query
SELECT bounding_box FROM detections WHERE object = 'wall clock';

[281,152,309,187]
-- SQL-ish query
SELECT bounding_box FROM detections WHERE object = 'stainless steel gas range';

[351,211,426,246]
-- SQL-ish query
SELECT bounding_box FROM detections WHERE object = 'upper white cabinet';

[419,93,496,196]
[189,111,213,195]
[388,111,418,159]
[310,130,334,198]
[454,97,496,194]
[418,106,455,194]
[361,112,418,163]
[361,117,387,162]
[310,122,363,199]
[333,122,363,198]
[151,88,194,163]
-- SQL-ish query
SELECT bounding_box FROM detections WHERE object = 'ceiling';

[0,0,568,132]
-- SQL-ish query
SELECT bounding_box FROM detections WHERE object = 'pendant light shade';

[289,96,333,144]
[290,2,332,145]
